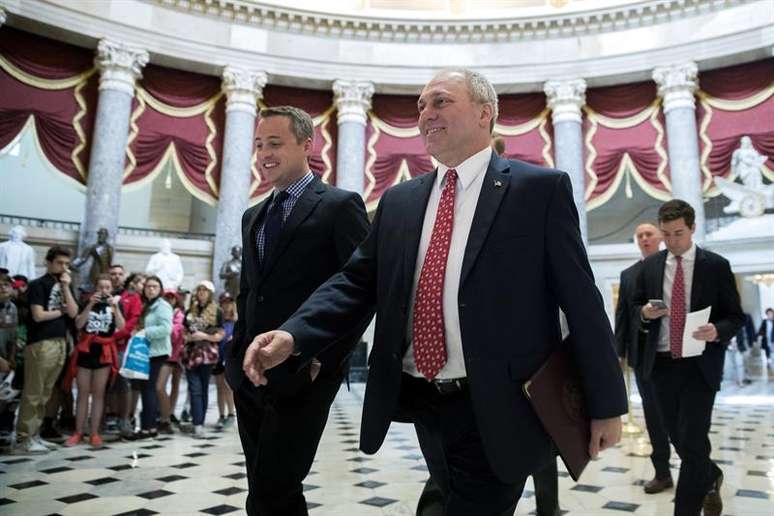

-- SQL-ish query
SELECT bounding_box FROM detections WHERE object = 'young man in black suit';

[615,223,673,494]
[634,200,744,516]
[224,106,369,516]
[244,69,627,515]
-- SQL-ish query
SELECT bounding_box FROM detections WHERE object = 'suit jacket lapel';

[261,177,324,278]
[459,154,510,286]
[401,171,436,297]
[654,250,667,299]
[690,246,706,311]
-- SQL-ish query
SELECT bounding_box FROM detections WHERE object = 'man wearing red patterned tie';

[635,199,743,516]
[243,69,628,515]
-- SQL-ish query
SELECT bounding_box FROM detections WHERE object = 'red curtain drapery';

[124,65,226,204]
[495,93,553,167]
[697,58,774,191]
[583,81,670,209]
[0,27,97,185]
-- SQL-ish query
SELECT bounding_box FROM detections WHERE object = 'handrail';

[0,214,215,241]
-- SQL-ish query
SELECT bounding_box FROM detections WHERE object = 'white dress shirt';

[658,243,696,352]
[403,146,492,379]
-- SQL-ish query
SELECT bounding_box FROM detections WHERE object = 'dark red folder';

[523,345,590,481]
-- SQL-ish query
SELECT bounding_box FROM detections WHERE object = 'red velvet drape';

[697,58,774,189]
[124,65,225,203]
[0,27,97,184]
[583,81,670,206]
[497,93,553,166]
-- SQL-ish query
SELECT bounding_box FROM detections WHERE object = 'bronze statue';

[72,227,114,291]
[219,245,242,298]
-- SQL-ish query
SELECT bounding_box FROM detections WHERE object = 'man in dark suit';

[225,106,369,516]
[615,223,673,494]
[634,200,743,516]
[244,69,627,515]
[757,307,773,364]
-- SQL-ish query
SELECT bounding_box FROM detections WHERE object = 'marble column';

[544,79,588,243]
[212,66,267,290]
[653,62,706,241]
[333,80,374,196]
[79,39,148,252]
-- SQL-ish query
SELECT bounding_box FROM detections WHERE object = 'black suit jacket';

[280,153,627,483]
[615,260,645,369]
[758,319,774,345]
[633,247,744,390]
[225,176,370,394]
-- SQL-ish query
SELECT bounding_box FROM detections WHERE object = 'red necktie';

[670,255,686,358]
[412,169,457,380]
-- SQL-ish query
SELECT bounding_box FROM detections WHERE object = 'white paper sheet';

[681,306,712,357]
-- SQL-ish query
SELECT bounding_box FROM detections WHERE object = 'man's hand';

[693,323,718,342]
[243,330,295,386]
[589,417,622,459]
[59,271,72,287]
[641,303,668,320]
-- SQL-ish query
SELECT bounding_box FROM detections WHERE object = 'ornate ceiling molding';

[155,0,742,43]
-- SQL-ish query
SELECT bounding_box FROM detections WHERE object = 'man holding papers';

[634,199,743,516]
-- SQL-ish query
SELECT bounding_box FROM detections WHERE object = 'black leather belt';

[432,377,468,395]
[656,351,675,359]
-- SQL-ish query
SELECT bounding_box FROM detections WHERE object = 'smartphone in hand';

[649,299,668,310]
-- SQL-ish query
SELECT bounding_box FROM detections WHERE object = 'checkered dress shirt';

[256,171,315,262]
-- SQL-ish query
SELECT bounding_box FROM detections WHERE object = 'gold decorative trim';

[135,86,219,117]
[203,92,224,197]
[583,115,599,202]
[0,56,94,90]
[363,113,381,203]
[318,115,334,184]
[649,102,672,197]
[123,94,147,179]
[70,76,91,180]
[699,86,774,111]
[369,114,419,138]
[538,114,554,168]
[494,109,548,136]
[586,153,632,211]
[587,101,659,129]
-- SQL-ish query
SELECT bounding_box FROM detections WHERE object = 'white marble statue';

[714,136,773,218]
[732,136,768,191]
[145,239,184,291]
[0,226,36,279]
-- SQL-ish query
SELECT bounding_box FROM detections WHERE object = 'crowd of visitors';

[0,247,236,453]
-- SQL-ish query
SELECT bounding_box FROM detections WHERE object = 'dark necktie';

[262,190,289,266]
[412,169,457,380]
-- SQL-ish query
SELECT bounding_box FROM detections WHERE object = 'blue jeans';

[186,365,212,426]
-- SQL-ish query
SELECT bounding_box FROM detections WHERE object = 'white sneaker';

[33,435,58,450]
[11,437,49,455]
[192,425,205,439]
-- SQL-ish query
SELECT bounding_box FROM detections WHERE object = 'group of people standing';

[0,252,239,455]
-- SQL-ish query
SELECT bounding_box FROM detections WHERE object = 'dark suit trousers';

[652,357,721,516]
[403,374,526,516]
[633,367,671,480]
[234,373,342,516]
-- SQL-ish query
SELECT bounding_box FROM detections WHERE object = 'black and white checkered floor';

[1,374,773,515]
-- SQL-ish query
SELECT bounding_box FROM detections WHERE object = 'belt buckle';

[433,378,462,394]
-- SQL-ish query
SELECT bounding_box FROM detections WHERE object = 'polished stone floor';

[1,354,773,515]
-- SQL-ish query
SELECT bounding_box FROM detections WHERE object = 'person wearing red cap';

[213,292,236,430]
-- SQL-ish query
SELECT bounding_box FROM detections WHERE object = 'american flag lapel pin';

[494,180,503,188]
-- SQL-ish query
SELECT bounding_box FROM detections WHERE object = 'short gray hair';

[436,68,499,133]
[259,105,314,144]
